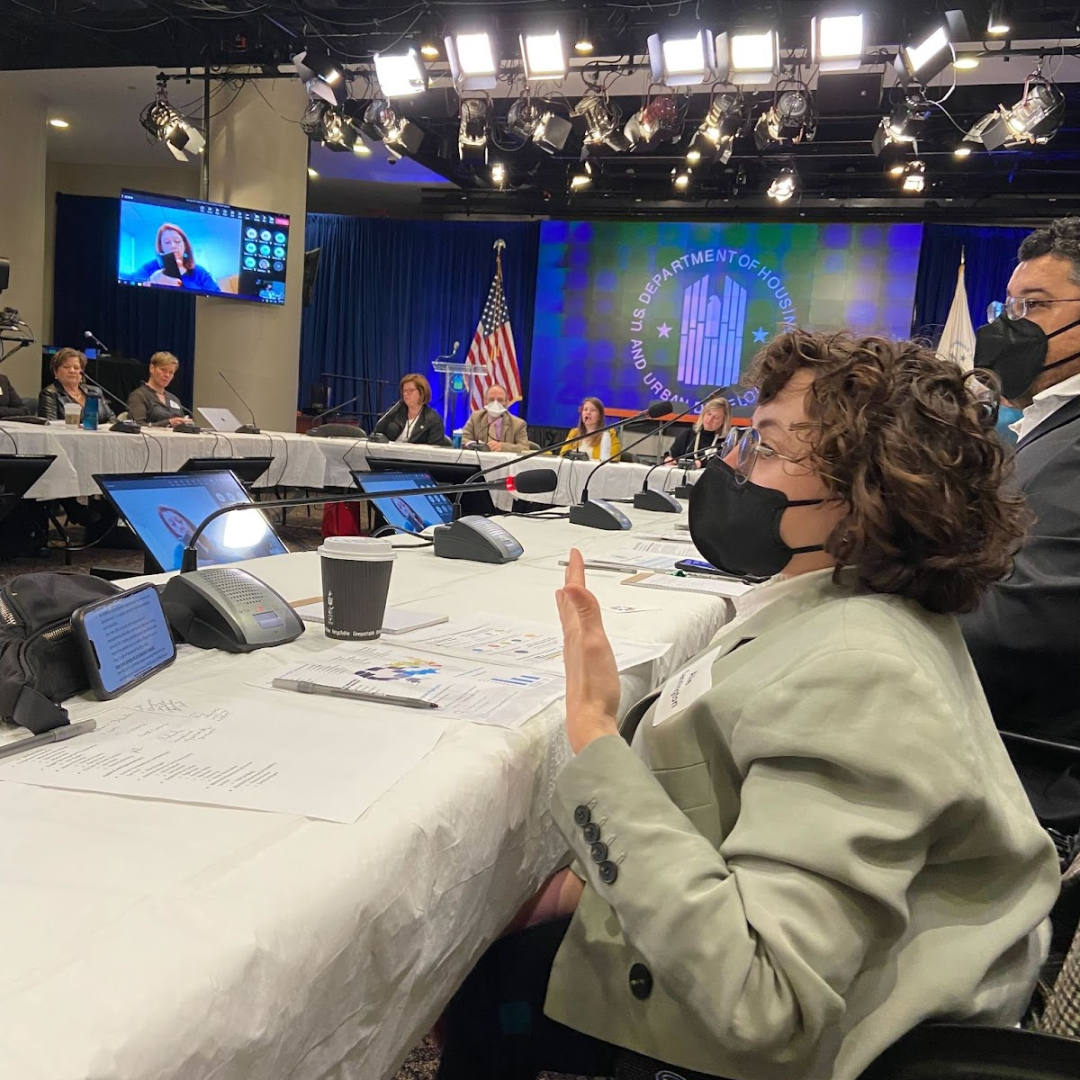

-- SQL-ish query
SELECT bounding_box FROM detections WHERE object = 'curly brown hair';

[745,330,1028,615]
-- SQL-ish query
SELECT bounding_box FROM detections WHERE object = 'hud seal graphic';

[628,247,798,407]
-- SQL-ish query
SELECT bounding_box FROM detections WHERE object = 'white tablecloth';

[0,508,730,1080]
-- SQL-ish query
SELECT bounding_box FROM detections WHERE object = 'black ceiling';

[7,2,1080,219]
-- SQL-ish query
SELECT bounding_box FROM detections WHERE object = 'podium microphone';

[179,469,560,572]
[219,372,261,434]
[567,400,670,530]
[83,329,110,354]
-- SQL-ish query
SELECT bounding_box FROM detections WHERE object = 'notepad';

[290,600,449,635]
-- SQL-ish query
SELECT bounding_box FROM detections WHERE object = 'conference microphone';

[179,469,559,573]
[219,372,261,434]
[566,401,670,530]
[306,394,367,439]
[635,445,721,513]
[83,329,110,354]
[435,340,461,361]
[78,371,141,434]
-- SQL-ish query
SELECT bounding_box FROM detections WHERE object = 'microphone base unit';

[173,424,203,434]
[633,489,683,513]
[109,421,142,435]
[235,424,261,435]
[306,424,367,439]
[673,483,695,500]
[432,515,524,564]
[568,498,632,531]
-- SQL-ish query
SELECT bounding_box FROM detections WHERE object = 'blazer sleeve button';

[573,805,591,827]
[590,841,609,863]
[598,860,619,885]
[628,962,653,1000]
[583,822,601,844]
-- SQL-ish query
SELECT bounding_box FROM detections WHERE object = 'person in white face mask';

[460,384,531,451]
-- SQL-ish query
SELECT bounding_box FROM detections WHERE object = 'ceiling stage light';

[987,2,1010,36]
[624,96,680,149]
[520,31,567,80]
[672,169,691,191]
[717,30,780,85]
[754,89,815,150]
[647,30,716,87]
[301,100,360,152]
[293,49,346,106]
[767,167,798,202]
[373,49,427,98]
[894,11,967,86]
[811,14,865,72]
[871,94,932,155]
[446,32,498,91]
[964,74,1065,150]
[574,15,594,55]
[505,95,571,153]
[140,81,205,162]
[48,117,70,129]
[574,93,630,152]
[360,99,424,155]
[899,160,926,193]
[491,161,507,187]
[459,97,490,160]
[570,160,593,189]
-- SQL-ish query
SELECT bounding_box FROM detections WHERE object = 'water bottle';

[81,394,100,431]
[452,428,464,449]
[600,430,612,460]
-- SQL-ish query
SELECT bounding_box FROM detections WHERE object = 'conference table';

[2,420,699,510]
[0,506,732,1080]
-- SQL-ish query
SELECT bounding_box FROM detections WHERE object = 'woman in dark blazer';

[126,351,191,427]
[665,396,730,466]
[374,373,446,445]
[38,347,115,423]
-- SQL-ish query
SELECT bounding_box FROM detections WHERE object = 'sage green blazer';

[546,569,1059,1080]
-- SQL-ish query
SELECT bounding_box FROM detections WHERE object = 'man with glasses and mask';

[962,216,1080,833]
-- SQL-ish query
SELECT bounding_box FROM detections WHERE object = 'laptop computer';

[351,470,455,535]
[197,407,243,433]
[94,470,289,572]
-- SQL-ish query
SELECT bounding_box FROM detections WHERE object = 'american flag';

[465,244,522,409]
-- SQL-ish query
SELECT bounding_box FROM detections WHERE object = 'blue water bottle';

[452,428,464,449]
[81,394,100,431]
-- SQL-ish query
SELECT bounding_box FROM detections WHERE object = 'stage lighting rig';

[293,49,346,106]
[767,167,798,203]
[898,160,926,193]
[871,94,932,156]
[446,31,498,91]
[574,92,630,152]
[373,49,427,98]
[360,100,423,156]
[625,96,680,150]
[963,71,1065,150]
[520,30,567,80]
[459,97,490,161]
[139,80,205,162]
[811,14,864,72]
[505,95,572,153]
[754,87,815,150]
[647,29,717,87]
[717,30,780,85]
[894,11,967,87]
[688,92,745,164]
[301,100,361,153]
[569,159,594,190]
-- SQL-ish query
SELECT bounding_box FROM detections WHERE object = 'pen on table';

[0,719,98,762]
[272,678,439,710]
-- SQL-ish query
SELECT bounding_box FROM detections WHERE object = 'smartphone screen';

[75,585,176,697]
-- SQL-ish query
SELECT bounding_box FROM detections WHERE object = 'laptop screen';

[351,471,454,534]
[95,470,289,572]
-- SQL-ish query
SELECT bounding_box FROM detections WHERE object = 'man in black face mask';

[962,216,1080,832]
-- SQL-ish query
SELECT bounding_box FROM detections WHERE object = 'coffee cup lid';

[319,536,396,560]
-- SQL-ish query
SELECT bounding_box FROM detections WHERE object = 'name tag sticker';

[653,644,723,727]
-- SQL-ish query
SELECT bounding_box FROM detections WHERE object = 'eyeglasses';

[987,296,1080,322]
[721,427,805,485]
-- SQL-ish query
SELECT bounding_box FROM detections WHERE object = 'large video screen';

[528,221,924,426]
[117,189,290,305]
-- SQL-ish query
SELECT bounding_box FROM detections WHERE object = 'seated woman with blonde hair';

[560,396,620,461]
[664,395,730,467]
[126,352,192,428]
[436,330,1060,1080]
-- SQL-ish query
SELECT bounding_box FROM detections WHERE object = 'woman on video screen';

[134,223,219,293]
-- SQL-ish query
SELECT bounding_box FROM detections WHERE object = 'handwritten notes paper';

[0,691,444,822]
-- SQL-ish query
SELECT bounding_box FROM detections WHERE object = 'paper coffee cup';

[318,536,396,640]
[64,403,81,426]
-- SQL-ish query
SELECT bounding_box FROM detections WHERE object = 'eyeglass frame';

[986,296,1080,323]
[721,426,809,485]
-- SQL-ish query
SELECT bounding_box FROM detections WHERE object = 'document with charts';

[396,613,669,674]
[263,642,566,727]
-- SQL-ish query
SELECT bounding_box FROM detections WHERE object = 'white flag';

[939,255,976,371]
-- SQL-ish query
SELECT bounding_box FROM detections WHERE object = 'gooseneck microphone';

[635,445,721,513]
[83,329,110,354]
[218,372,261,434]
[78,371,141,434]
[179,470,559,573]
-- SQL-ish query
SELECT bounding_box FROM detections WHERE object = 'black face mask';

[973,315,1080,401]
[688,459,826,580]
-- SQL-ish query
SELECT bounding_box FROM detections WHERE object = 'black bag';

[0,572,121,734]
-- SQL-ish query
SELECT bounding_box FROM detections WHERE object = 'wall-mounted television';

[117,189,290,305]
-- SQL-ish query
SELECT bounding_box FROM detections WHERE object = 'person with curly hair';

[435,331,1060,1080]
[964,216,1080,832]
